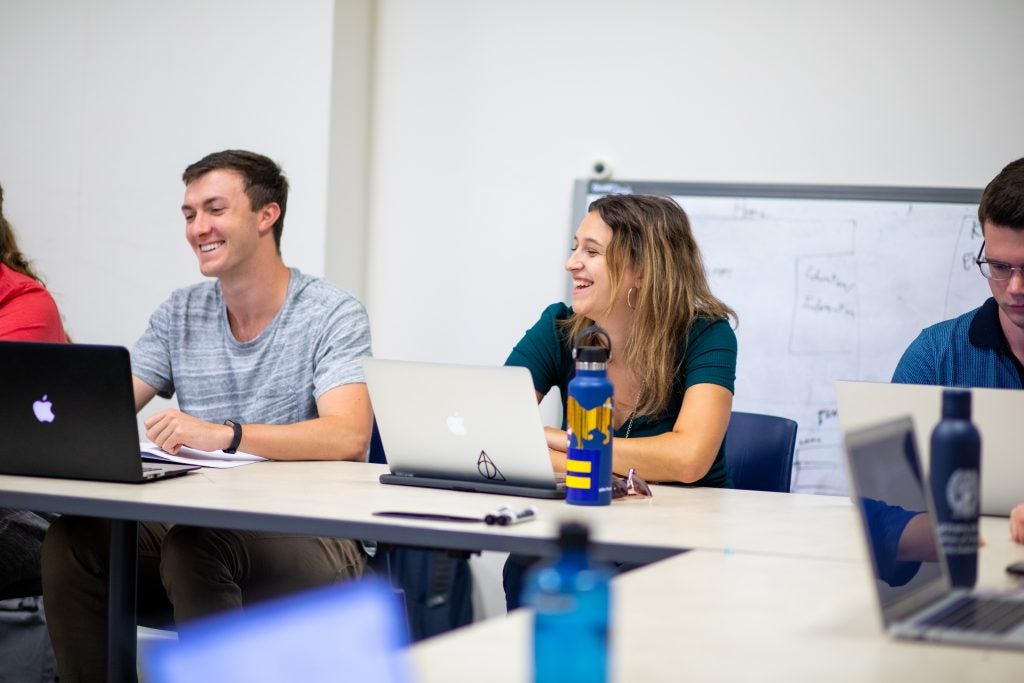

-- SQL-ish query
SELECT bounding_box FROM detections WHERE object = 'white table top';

[0,461,862,563]
[410,516,1024,682]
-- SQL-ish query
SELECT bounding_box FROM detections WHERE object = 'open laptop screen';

[844,417,946,620]
[144,579,411,683]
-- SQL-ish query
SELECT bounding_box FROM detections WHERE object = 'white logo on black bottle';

[945,468,979,519]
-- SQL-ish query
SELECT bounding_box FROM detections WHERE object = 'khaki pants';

[41,516,366,683]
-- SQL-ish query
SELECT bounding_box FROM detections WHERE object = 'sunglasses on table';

[611,468,653,499]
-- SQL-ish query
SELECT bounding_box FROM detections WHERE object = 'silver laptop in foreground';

[844,416,1024,648]
[0,341,198,483]
[836,380,1024,516]
[363,358,564,499]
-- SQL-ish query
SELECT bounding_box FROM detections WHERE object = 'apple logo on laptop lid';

[446,411,467,436]
[33,395,55,423]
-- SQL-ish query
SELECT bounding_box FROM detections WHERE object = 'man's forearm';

[233,415,372,461]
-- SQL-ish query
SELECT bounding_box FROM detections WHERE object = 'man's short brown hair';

[979,157,1024,230]
[183,150,289,251]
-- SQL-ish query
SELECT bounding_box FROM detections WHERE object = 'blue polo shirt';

[891,297,1024,388]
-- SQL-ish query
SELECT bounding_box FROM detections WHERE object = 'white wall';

[365,0,1024,365]
[0,0,336,349]
[326,0,375,299]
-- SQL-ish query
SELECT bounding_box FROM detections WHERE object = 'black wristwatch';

[224,420,243,454]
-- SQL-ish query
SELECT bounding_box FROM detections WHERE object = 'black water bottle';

[929,389,981,588]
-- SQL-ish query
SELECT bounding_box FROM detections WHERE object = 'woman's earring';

[626,287,638,310]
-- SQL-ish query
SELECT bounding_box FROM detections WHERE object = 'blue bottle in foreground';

[566,327,614,506]
[929,388,981,588]
[524,521,611,683]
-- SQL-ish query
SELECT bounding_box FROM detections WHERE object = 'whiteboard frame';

[572,179,982,229]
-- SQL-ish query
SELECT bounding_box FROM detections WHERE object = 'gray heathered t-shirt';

[131,268,371,425]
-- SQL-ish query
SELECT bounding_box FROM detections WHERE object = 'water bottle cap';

[941,389,972,419]
[558,521,590,551]
[575,346,609,364]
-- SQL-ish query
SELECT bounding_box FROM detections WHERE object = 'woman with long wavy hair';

[502,194,738,609]
[507,193,737,486]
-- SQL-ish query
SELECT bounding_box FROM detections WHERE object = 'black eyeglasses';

[976,241,1024,281]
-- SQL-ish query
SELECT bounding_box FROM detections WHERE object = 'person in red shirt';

[0,185,66,343]
[0,183,66,594]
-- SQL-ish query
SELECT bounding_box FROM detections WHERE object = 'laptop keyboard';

[920,595,1024,634]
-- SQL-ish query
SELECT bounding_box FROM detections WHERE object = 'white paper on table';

[140,441,267,469]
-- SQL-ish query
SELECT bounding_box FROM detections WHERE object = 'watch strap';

[224,420,242,454]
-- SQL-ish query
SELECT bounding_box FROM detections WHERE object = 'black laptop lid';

[0,341,145,482]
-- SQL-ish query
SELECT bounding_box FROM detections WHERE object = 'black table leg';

[108,519,139,683]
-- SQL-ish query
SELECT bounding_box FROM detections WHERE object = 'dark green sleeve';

[505,303,571,396]
[683,317,737,393]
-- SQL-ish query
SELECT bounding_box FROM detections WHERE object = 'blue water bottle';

[566,327,614,506]
[523,521,611,683]
[929,388,981,588]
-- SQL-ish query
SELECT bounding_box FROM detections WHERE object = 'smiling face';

[982,221,1024,337]
[181,169,278,280]
[566,211,635,323]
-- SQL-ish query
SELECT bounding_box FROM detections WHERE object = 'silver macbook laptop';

[363,358,564,499]
[0,341,198,483]
[836,380,1024,516]
[844,416,1024,648]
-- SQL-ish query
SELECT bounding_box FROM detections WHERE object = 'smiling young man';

[41,150,374,682]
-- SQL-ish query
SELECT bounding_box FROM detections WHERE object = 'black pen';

[372,511,481,523]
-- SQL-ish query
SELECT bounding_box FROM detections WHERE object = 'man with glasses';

[892,156,1024,543]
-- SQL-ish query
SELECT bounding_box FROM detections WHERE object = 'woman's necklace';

[623,383,643,439]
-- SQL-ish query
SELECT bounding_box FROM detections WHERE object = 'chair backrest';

[368,419,387,465]
[724,411,798,493]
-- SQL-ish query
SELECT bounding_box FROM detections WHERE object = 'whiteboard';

[573,180,986,495]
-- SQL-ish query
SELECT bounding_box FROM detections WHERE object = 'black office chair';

[723,411,798,493]
[366,420,473,641]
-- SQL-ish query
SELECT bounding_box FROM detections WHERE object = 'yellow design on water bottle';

[565,455,594,489]
[567,396,613,447]
[565,475,592,489]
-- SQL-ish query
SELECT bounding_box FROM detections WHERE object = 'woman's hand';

[543,427,568,473]
[547,448,567,473]
[544,426,568,452]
